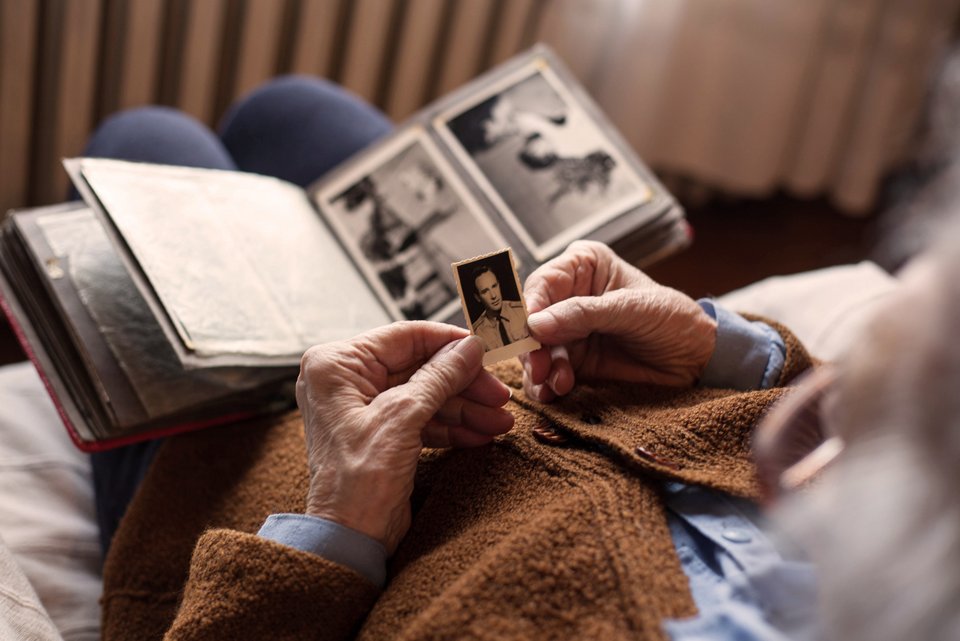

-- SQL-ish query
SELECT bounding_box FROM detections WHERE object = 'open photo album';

[0,45,688,450]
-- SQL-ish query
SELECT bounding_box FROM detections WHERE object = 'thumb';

[526,293,625,345]
[374,335,485,426]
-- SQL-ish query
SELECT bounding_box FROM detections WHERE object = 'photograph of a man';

[453,248,539,365]
[471,264,529,349]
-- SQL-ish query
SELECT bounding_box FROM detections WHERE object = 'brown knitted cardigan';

[101,320,812,641]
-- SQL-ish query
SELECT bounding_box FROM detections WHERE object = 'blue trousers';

[87,76,392,555]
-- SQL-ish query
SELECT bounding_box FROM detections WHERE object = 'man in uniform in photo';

[470,265,529,350]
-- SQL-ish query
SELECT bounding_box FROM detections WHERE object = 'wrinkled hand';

[296,322,513,555]
[521,240,717,401]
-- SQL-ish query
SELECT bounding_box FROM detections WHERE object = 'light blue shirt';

[258,301,816,639]
[662,483,819,641]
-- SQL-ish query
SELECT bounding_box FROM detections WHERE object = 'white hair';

[774,220,960,641]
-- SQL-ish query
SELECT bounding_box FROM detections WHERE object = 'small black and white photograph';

[438,62,651,261]
[317,129,510,322]
[452,248,540,365]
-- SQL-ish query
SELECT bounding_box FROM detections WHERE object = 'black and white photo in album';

[438,61,652,261]
[316,128,509,322]
[452,248,539,366]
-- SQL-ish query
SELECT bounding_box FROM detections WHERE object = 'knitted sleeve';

[164,529,380,641]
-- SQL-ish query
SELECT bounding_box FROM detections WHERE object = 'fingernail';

[535,384,554,403]
[526,294,543,314]
[453,335,484,361]
[495,378,513,402]
[527,311,551,334]
[548,370,561,393]
[531,382,544,400]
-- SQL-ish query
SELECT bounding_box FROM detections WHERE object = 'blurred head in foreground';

[761,215,960,641]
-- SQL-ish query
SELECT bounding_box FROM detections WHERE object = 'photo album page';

[308,46,676,330]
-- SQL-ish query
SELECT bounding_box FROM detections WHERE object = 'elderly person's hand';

[522,240,717,401]
[296,322,514,555]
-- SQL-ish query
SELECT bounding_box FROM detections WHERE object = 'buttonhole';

[635,445,682,470]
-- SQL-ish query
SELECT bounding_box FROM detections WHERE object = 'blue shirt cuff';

[257,513,387,589]
[697,300,785,390]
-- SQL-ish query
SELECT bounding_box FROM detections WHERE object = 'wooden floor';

[0,194,879,367]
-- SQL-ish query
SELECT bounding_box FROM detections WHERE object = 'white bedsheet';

[0,362,100,641]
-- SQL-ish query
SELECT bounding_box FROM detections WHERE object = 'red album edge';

[0,292,258,452]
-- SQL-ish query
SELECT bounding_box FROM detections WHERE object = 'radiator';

[1,0,956,216]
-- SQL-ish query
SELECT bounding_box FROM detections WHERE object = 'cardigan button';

[634,445,681,470]
[532,420,569,445]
